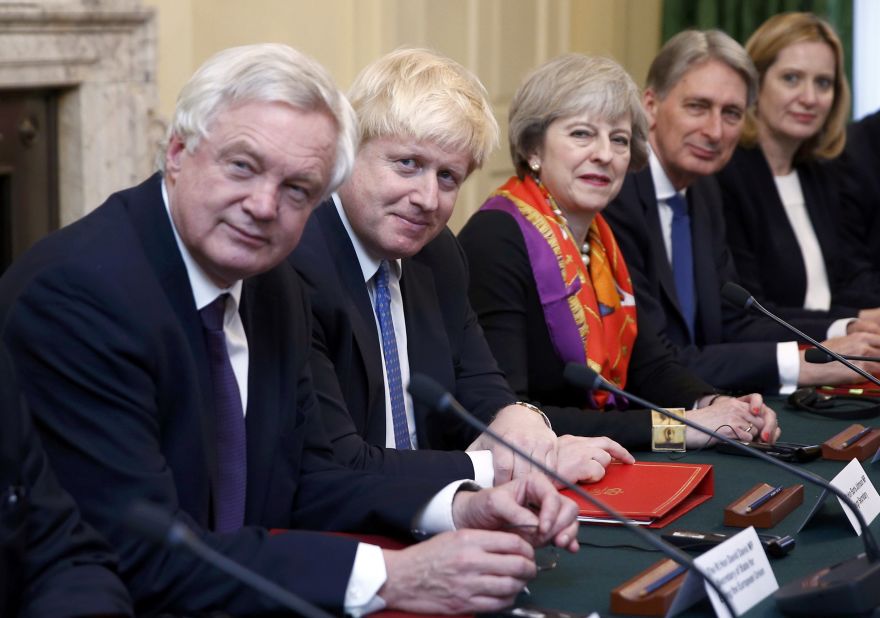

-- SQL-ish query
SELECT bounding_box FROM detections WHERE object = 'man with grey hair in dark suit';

[605,29,880,401]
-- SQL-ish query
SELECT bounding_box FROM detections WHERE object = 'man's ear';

[164,134,186,180]
[643,89,659,131]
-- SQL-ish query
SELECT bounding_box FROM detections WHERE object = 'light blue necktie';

[373,261,413,449]
[668,193,696,341]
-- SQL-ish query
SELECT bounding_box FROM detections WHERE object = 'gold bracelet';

[514,401,553,430]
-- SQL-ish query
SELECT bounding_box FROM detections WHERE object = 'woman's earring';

[529,160,541,173]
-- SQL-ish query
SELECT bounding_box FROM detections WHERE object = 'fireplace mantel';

[0,0,159,224]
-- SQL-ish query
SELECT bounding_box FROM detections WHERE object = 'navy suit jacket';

[0,175,446,615]
[605,168,833,393]
[836,110,880,272]
[717,145,880,314]
[289,200,515,477]
[0,351,131,618]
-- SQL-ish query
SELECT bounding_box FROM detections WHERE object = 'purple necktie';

[374,261,413,449]
[200,294,247,532]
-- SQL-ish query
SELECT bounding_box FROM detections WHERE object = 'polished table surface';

[523,397,880,617]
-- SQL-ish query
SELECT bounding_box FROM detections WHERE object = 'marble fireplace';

[0,0,159,233]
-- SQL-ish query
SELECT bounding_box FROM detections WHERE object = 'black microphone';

[564,362,880,616]
[407,373,736,618]
[804,348,880,364]
[125,501,334,618]
[721,282,880,389]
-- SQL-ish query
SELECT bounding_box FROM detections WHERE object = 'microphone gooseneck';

[408,373,737,618]
[804,348,880,364]
[721,282,880,389]
[125,501,334,618]
[564,362,880,616]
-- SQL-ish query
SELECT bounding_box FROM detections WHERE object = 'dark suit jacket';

[289,200,514,477]
[604,168,833,393]
[717,145,880,314]
[458,207,715,450]
[0,174,447,615]
[835,110,880,272]
[0,351,132,618]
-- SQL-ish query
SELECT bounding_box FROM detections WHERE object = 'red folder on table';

[561,461,713,528]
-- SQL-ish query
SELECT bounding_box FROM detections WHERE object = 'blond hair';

[741,12,849,161]
[348,48,498,170]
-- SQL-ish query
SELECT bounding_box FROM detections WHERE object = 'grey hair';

[646,29,758,106]
[156,43,357,196]
[508,53,648,178]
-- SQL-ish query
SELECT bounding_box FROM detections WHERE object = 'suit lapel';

[126,174,218,509]
[238,276,282,522]
[316,204,386,439]
[798,166,836,262]
[635,169,690,325]
[400,258,448,448]
[688,180,721,342]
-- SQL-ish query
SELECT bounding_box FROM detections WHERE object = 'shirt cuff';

[344,543,387,617]
[777,341,801,395]
[412,480,480,536]
[466,450,494,488]
[828,317,853,339]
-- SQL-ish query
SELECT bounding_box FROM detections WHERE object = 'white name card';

[799,458,880,535]
[833,458,880,535]
[667,527,778,618]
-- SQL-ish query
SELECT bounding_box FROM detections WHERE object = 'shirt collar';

[648,147,688,202]
[332,192,402,283]
[161,179,243,312]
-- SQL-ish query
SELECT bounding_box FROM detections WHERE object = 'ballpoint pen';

[638,564,688,597]
[840,426,873,449]
[745,485,784,513]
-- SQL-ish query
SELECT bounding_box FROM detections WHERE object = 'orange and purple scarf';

[481,175,638,408]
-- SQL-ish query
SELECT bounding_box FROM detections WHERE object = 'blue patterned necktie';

[668,192,696,341]
[373,261,413,450]
[199,294,247,532]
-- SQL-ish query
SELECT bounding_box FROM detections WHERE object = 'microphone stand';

[563,362,880,616]
[722,282,880,388]
[805,348,880,364]
[408,374,737,618]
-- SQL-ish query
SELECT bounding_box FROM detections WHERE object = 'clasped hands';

[467,403,634,486]
[691,392,781,446]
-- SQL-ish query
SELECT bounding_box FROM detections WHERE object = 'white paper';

[682,527,778,618]
[831,458,880,535]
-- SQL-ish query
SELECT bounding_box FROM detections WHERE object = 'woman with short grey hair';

[459,53,774,450]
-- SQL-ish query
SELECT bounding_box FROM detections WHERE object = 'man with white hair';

[0,43,578,616]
